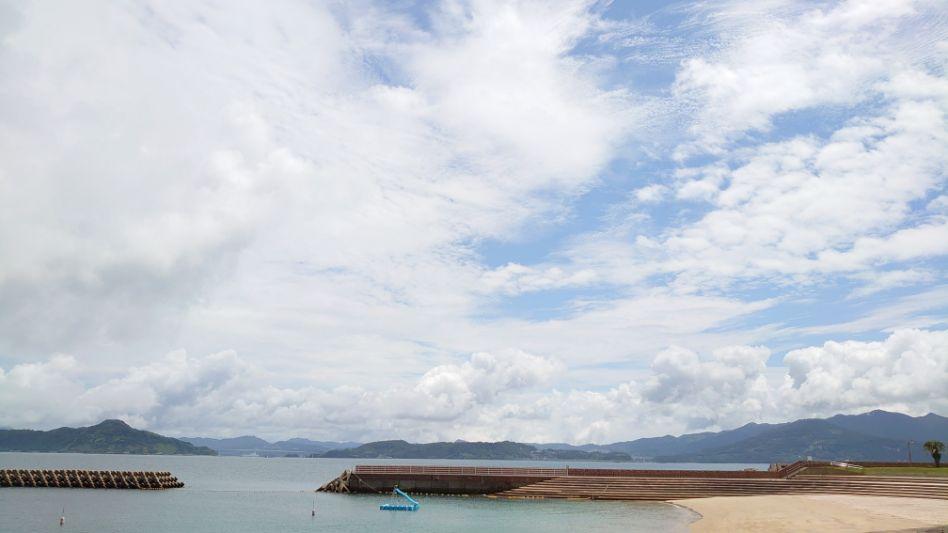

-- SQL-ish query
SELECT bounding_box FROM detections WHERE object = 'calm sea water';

[0,453,766,532]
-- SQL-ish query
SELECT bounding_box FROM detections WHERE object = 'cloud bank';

[3,329,944,442]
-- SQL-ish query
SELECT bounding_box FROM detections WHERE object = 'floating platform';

[318,462,948,501]
[380,487,420,511]
[0,469,184,489]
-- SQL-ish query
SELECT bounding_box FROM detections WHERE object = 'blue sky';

[0,0,946,442]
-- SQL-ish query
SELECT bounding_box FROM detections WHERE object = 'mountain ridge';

[3,410,944,461]
[179,435,360,456]
[0,419,216,455]
[324,410,946,462]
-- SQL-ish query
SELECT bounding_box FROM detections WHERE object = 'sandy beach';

[673,494,948,532]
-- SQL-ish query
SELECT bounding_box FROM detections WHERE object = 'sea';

[0,453,767,532]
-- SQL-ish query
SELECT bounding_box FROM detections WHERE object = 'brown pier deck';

[0,469,184,489]
[318,462,948,501]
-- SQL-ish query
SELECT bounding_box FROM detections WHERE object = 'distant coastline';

[4,410,945,462]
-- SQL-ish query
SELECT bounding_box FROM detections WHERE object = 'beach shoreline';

[672,494,948,532]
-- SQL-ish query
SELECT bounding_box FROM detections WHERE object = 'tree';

[923,441,944,467]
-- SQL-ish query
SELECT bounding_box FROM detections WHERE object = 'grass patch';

[861,466,948,477]
[803,465,948,477]
[804,466,865,475]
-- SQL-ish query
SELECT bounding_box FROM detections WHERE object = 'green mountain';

[321,439,631,461]
[654,419,908,463]
[654,411,948,463]
[0,420,217,455]
[539,410,947,463]
[826,410,948,443]
[599,422,777,458]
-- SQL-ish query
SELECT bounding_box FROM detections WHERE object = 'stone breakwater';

[0,469,184,489]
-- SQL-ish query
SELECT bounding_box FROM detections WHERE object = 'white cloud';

[395,349,562,422]
[672,0,932,153]
[0,348,561,441]
[633,184,669,203]
[662,96,948,289]
[0,355,86,429]
[848,269,936,299]
[480,263,597,295]
[791,285,948,336]
[542,0,948,295]
[783,329,948,415]
[509,328,948,443]
[0,0,632,369]
[6,330,943,443]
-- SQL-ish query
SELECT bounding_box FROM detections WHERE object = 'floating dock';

[0,469,184,489]
[318,462,948,501]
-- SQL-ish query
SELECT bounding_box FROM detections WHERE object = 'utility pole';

[907,440,915,463]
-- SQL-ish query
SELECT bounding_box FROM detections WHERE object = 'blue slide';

[380,487,420,511]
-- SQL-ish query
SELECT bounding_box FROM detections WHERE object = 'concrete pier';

[0,469,184,489]
[320,465,567,495]
[318,462,948,501]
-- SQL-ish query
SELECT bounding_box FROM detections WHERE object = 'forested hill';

[542,410,948,463]
[0,419,217,455]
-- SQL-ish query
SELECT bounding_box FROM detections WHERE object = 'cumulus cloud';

[0,348,561,441]
[0,355,86,429]
[501,329,948,443]
[3,330,943,443]
[396,349,562,422]
[783,329,948,415]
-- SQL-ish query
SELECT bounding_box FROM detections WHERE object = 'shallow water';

[0,453,764,532]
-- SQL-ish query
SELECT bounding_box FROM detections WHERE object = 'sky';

[0,0,946,444]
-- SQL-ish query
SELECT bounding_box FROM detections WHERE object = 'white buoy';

[60,507,65,526]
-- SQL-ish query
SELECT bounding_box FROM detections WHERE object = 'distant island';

[0,419,216,455]
[178,435,360,457]
[320,440,632,461]
[3,410,945,462]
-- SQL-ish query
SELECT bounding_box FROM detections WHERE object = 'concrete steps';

[496,476,948,501]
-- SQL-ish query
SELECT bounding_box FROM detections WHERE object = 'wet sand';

[673,494,948,532]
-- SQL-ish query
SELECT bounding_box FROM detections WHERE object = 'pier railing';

[353,463,821,479]
[354,461,895,481]
[353,465,568,477]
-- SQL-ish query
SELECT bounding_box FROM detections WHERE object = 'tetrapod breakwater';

[0,469,184,489]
